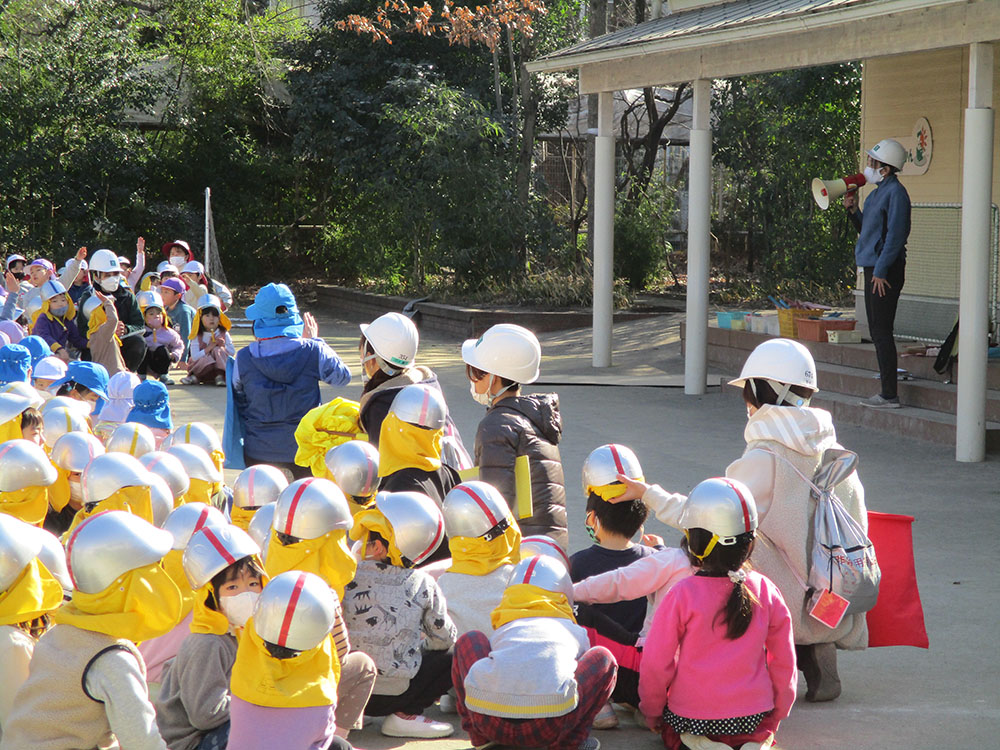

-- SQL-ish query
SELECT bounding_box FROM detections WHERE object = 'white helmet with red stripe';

[375,491,445,567]
[162,502,227,551]
[388,383,447,430]
[253,570,339,652]
[233,465,289,510]
[679,477,758,540]
[248,503,275,556]
[66,510,172,594]
[442,481,514,540]
[272,478,352,541]
[139,451,190,501]
[167,444,222,483]
[582,443,643,496]
[324,441,379,499]
[183,524,260,590]
[148,475,174,528]
[106,422,156,458]
[519,535,570,569]
[507,554,573,602]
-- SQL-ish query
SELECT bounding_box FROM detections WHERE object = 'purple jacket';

[32,313,87,353]
[143,325,185,363]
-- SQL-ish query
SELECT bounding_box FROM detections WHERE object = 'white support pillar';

[685,79,712,394]
[593,91,615,368]
[957,43,995,462]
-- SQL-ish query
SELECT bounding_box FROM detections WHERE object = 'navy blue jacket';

[852,173,911,278]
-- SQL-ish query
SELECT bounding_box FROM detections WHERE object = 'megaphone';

[811,173,866,210]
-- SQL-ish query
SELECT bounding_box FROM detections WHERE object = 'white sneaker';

[181,375,199,385]
[438,691,457,714]
[380,712,454,738]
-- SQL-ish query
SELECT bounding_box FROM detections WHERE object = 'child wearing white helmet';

[638,478,796,750]
[611,338,868,703]
[179,261,232,311]
[454,554,613,750]
[0,511,181,750]
[182,294,234,387]
[358,312,471,465]
[1,248,85,325]
[137,290,183,385]
[462,323,568,548]
[344,491,457,738]
[30,280,87,360]
[32,355,67,396]
[228,571,366,750]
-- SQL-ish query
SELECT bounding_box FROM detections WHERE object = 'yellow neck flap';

[190,583,233,636]
[587,476,645,502]
[162,548,196,621]
[230,506,256,532]
[65,485,154,537]
[87,303,121,346]
[349,507,405,567]
[49,466,72,513]
[186,477,223,509]
[0,559,64,627]
[491,583,576,631]
[264,530,357,601]
[377,413,442,477]
[0,485,50,527]
[448,523,522,576]
[0,416,23,443]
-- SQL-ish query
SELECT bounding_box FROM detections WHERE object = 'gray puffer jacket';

[474,393,568,550]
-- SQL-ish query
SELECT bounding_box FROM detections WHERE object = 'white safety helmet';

[0,393,33,426]
[272,478,352,541]
[36,527,72,593]
[148,475,174,527]
[462,324,541,384]
[374,491,445,567]
[117,255,131,267]
[0,514,47,592]
[106,422,156,458]
[195,294,222,313]
[507,554,573,602]
[136,290,165,312]
[182,261,206,277]
[39,280,68,302]
[81,295,104,322]
[41,395,89,417]
[254,570,338,652]
[50,431,105,473]
[2,382,44,409]
[325,441,380,499]
[87,249,122,274]
[388,383,447,430]
[442,481,514,540]
[582,443,643,497]
[359,312,419,372]
[167,444,223,483]
[66,510,172,594]
[81,452,153,505]
[162,502,228,551]
[183,525,260,590]
[728,338,817,407]
[139,451,191,501]
[867,138,907,171]
[42,406,90,449]
[0,439,57,492]
[164,422,222,457]
[33,356,67,383]
[248,503,276,554]
[520,535,570,569]
[233,465,288,510]
[679,477,758,559]
[156,260,174,274]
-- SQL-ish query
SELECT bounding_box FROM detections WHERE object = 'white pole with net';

[204,187,212,278]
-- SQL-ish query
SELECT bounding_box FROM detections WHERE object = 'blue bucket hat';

[245,283,304,339]
[127,379,173,431]
[49,360,110,401]
[0,344,32,385]
[19,335,52,368]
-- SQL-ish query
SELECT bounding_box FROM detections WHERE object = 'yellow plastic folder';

[514,455,533,519]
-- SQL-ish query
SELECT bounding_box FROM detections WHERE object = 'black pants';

[575,603,640,705]
[120,334,148,373]
[863,260,905,399]
[363,649,454,716]
[243,452,313,480]
[138,346,172,378]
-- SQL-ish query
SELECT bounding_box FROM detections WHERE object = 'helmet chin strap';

[751,378,811,408]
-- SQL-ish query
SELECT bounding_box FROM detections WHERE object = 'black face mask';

[9,271,23,281]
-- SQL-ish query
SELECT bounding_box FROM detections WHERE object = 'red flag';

[865,512,929,648]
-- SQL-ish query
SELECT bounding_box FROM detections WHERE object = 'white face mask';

[68,479,83,503]
[470,378,493,407]
[98,274,121,293]
[863,165,884,185]
[170,255,186,268]
[220,591,259,629]
[49,302,68,316]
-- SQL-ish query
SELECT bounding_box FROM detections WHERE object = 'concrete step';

[810,389,1000,450]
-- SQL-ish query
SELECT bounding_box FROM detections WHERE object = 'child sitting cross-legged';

[344,490,457,739]
[182,294,233,387]
[452,554,616,750]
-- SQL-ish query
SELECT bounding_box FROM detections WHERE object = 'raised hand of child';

[607,473,651,504]
[75,246,87,262]
[302,311,318,339]
[136,236,145,254]
[641,533,664,547]
[4,272,19,295]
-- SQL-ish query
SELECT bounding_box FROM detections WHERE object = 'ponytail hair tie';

[727,569,747,585]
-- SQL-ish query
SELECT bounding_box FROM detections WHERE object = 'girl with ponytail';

[637,478,797,750]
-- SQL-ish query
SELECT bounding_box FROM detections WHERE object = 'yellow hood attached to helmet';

[52,562,182,643]
[162,548,196,621]
[185,477,224,509]
[349,507,405,567]
[264,531,357,601]
[0,415,23,444]
[0,558,64,627]
[86,303,121,346]
[490,583,576,631]
[230,506,256,532]
[377,412,442,478]
[447,524,521,577]
[293,398,364,479]
[0,486,50,527]
[190,583,234,636]
[38,294,77,326]
[189,310,231,341]
[587,475,645,502]
[65,485,154,536]
[230,618,340,709]
[48,466,72,514]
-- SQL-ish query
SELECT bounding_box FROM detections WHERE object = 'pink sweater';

[572,547,693,643]
[226,696,335,750]
[638,571,796,735]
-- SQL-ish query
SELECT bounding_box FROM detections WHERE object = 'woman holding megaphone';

[843,138,911,409]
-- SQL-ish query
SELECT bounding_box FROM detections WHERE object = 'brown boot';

[799,642,841,702]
